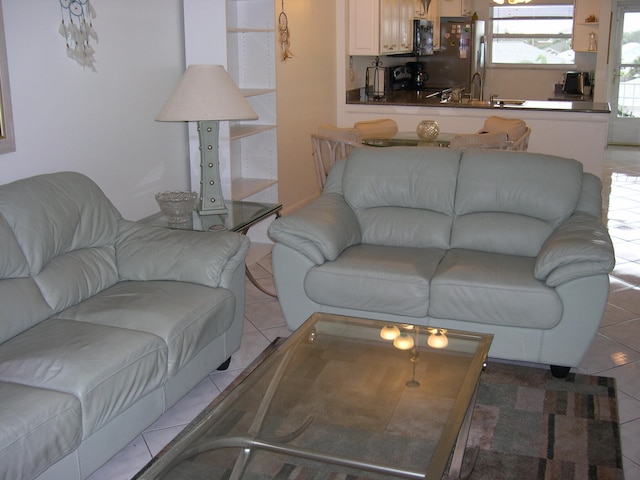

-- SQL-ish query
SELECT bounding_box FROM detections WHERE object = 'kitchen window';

[489,2,575,66]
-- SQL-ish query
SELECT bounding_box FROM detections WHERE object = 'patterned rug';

[137,342,624,480]
[461,361,623,480]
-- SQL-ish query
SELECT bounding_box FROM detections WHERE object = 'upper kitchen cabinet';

[439,0,472,18]
[572,0,600,53]
[348,0,415,55]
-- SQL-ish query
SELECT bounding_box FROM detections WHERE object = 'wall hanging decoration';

[59,0,98,71]
[278,0,293,61]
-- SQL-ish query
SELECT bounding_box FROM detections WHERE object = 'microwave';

[413,19,434,56]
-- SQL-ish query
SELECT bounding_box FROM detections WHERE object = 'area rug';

[137,340,624,480]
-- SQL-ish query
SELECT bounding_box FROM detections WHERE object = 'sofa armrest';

[267,193,361,264]
[534,212,615,287]
[115,220,250,289]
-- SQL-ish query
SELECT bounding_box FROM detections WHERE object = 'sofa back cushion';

[0,173,121,329]
[342,147,462,248]
[452,150,583,256]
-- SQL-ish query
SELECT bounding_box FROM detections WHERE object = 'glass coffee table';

[142,200,282,297]
[134,313,492,480]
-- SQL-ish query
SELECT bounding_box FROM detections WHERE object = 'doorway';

[609,1,640,146]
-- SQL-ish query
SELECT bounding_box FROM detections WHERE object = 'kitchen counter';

[346,89,611,114]
[341,89,612,178]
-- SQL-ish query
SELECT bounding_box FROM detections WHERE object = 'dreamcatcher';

[278,0,293,61]
[59,0,98,71]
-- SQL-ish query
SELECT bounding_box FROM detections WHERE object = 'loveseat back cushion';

[342,147,462,248]
[0,172,121,313]
[452,150,583,257]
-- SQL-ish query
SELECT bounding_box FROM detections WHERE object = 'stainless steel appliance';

[406,61,429,90]
[388,65,412,91]
[413,19,434,56]
[563,71,591,95]
[426,18,485,94]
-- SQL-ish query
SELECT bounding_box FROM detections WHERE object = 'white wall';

[0,1,188,220]
[276,0,338,211]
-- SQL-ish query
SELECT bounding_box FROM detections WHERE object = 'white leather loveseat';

[268,147,615,377]
[0,172,249,480]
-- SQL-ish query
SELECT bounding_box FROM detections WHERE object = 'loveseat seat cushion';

[429,249,562,329]
[57,280,236,377]
[0,382,81,480]
[342,147,462,248]
[452,150,583,257]
[304,244,446,317]
[0,319,167,439]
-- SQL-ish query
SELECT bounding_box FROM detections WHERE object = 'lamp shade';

[156,65,258,122]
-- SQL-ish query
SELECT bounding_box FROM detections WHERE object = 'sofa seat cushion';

[304,244,446,317]
[429,249,562,329]
[0,319,167,439]
[57,280,236,377]
[0,382,81,480]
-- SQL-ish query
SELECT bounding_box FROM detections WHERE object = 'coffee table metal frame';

[135,313,492,480]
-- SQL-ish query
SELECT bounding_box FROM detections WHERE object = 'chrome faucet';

[471,72,483,101]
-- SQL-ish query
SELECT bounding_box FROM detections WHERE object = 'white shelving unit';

[573,0,600,53]
[226,0,278,203]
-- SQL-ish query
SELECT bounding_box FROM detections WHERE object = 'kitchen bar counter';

[346,89,611,114]
[341,89,612,177]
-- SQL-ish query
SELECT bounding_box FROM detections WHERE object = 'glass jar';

[588,32,597,52]
[416,120,440,141]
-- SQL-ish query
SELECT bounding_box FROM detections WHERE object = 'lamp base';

[198,120,228,215]
[198,203,228,215]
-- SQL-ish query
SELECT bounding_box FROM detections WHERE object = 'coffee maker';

[406,61,429,90]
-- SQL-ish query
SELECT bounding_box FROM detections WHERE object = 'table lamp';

[156,65,258,214]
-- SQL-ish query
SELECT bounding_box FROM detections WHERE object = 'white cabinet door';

[440,0,462,17]
[348,0,413,55]
[380,0,400,54]
[398,0,415,52]
[349,0,380,55]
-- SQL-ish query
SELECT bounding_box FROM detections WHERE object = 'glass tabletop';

[362,132,455,148]
[135,313,492,480]
[141,200,282,233]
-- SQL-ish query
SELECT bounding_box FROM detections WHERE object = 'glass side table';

[141,200,282,297]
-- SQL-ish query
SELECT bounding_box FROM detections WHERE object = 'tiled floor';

[88,146,640,480]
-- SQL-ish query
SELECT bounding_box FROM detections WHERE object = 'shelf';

[241,88,276,97]
[229,124,276,140]
[231,178,278,200]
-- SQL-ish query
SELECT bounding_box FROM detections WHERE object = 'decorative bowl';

[155,191,198,224]
[416,120,440,141]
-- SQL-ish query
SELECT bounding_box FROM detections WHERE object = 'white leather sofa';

[268,147,615,377]
[0,172,249,480]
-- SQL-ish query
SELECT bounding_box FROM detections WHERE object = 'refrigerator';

[425,18,485,93]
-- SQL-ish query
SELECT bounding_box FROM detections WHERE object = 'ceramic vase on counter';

[417,120,440,141]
